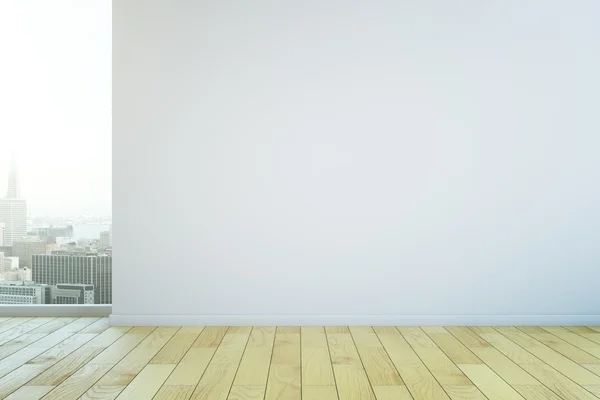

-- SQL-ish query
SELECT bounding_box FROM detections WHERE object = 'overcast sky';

[0,1,111,217]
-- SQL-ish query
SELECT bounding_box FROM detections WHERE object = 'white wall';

[112,0,600,325]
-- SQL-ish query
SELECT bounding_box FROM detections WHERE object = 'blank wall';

[112,0,600,325]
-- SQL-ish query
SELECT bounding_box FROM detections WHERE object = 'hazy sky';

[0,1,111,217]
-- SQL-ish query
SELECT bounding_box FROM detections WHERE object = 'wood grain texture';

[193,326,229,348]
[227,385,266,400]
[265,329,301,400]
[4,385,54,400]
[513,384,564,400]
[0,364,46,399]
[523,331,600,363]
[326,333,362,366]
[458,364,525,399]
[115,364,176,399]
[301,386,338,400]
[301,347,335,386]
[88,326,155,365]
[399,327,471,386]
[0,325,598,399]
[302,326,334,387]
[423,328,483,365]
[355,346,404,386]
[97,326,179,387]
[541,326,600,358]
[165,347,215,386]
[472,329,598,400]
[27,346,105,386]
[0,319,110,398]
[372,385,413,400]
[0,318,55,347]
[234,327,276,386]
[495,326,600,386]
[154,385,196,400]
[375,328,450,399]
[191,365,238,400]
[0,318,33,334]
[190,328,252,400]
[81,385,125,400]
[265,365,302,400]
[518,363,599,400]
[0,318,78,361]
[442,385,488,400]
[150,327,203,364]
[332,364,376,400]
[41,363,113,400]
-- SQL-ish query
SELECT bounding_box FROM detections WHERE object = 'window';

[0,2,111,305]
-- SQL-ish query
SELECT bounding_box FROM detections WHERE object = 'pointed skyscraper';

[6,152,20,198]
[0,153,27,245]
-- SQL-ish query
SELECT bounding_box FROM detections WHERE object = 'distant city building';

[32,253,111,304]
[0,281,91,304]
[99,231,111,248]
[46,243,58,254]
[58,243,94,254]
[55,237,72,247]
[0,222,4,246]
[0,155,27,246]
[0,199,27,247]
[4,256,19,270]
[3,267,32,281]
[13,238,48,268]
[0,252,4,279]
[52,284,94,304]
[36,225,74,239]
[0,281,50,304]
[0,246,12,257]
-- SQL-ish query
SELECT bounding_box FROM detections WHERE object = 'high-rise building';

[32,252,112,304]
[0,222,5,246]
[6,153,20,199]
[13,238,48,268]
[99,231,111,248]
[0,155,27,246]
[0,252,4,279]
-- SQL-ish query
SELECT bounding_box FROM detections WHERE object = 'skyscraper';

[0,155,27,246]
[0,222,4,246]
[12,238,48,268]
[6,153,20,198]
[99,231,111,248]
[32,252,112,304]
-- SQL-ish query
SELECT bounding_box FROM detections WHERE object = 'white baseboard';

[109,314,600,326]
[0,305,111,317]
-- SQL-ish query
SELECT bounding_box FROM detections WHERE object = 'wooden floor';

[0,319,599,399]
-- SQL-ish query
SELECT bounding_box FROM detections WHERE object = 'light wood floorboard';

[0,322,599,399]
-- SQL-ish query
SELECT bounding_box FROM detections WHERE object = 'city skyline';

[1,156,111,219]
[0,155,112,304]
